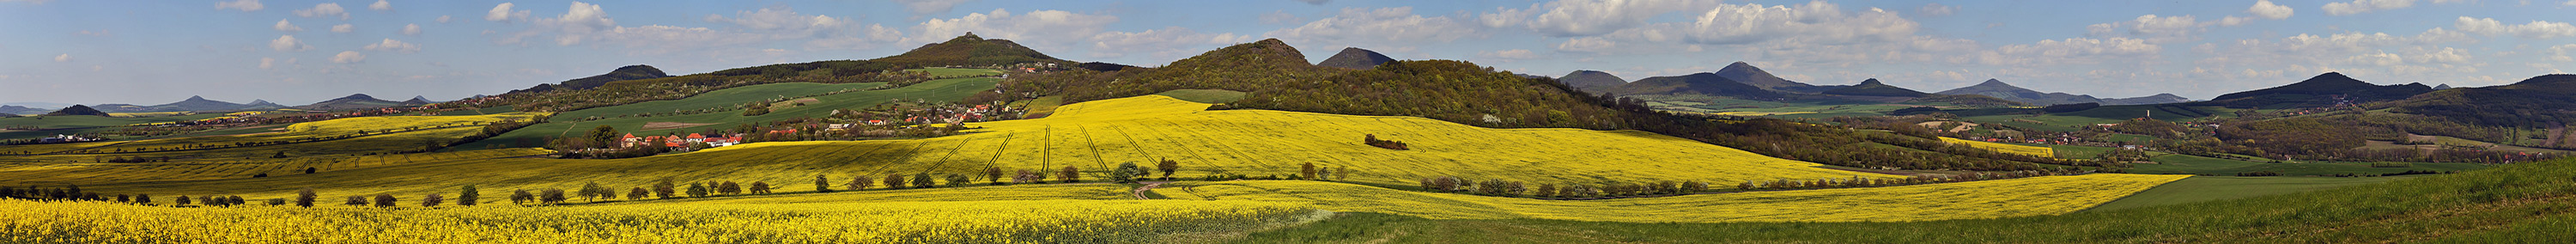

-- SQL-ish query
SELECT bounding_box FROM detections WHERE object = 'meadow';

[1940,137,2056,158]
[2131,154,2490,176]
[1164,174,2186,223]
[2085,175,2416,211]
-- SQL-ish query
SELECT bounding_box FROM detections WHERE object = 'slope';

[453,77,994,149]
[1606,73,1782,99]
[1315,47,1395,70]
[2209,72,2433,108]
[1557,70,1625,95]
[1711,61,1815,92]
[519,64,672,93]
[1935,79,2104,105]
[2385,74,2576,127]
[1171,174,2184,223]
[1820,79,1929,97]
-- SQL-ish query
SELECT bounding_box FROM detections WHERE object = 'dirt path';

[1133,181,1170,199]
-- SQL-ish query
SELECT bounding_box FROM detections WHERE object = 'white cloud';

[331,51,365,64]
[2455,16,2576,39]
[403,23,420,35]
[702,6,848,37]
[259,58,276,69]
[1917,3,1955,17]
[503,2,617,46]
[1266,7,1485,51]
[436,15,452,23]
[1668,2,1918,45]
[891,0,969,18]
[368,0,389,11]
[908,9,1119,50]
[2251,0,2294,19]
[1520,0,1721,37]
[268,35,309,52]
[2086,15,2202,43]
[2566,0,2576,6]
[1086,27,1252,58]
[294,3,348,20]
[486,3,528,22]
[2322,0,2410,15]
[272,19,302,32]
[2548,44,2576,62]
[330,24,353,34]
[362,39,420,53]
[1476,49,1542,61]
[52,53,69,62]
[216,0,262,11]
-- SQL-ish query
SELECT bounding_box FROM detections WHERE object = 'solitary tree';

[422,193,444,207]
[374,194,396,208]
[266,198,285,205]
[850,174,875,191]
[910,173,934,189]
[228,196,245,206]
[715,181,740,195]
[882,174,906,189]
[1012,169,1040,184]
[626,187,648,200]
[134,193,151,205]
[1059,166,1081,183]
[814,174,834,192]
[458,185,480,206]
[175,195,194,206]
[578,182,606,202]
[749,181,771,194]
[1157,158,1181,180]
[984,167,1005,185]
[587,125,622,149]
[295,188,318,208]
[1336,166,1349,181]
[945,174,972,187]
[1112,162,1145,183]
[1300,162,1318,180]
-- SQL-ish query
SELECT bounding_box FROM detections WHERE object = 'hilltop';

[1315,47,1395,70]
[2209,72,2432,108]
[1605,73,1782,100]
[2385,74,2576,129]
[295,94,404,110]
[1820,79,1929,97]
[872,33,1069,67]
[1558,70,1626,95]
[518,65,672,93]
[42,105,110,117]
[1712,62,1817,92]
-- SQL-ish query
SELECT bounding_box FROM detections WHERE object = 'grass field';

[1168,174,2185,223]
[452,77,999,149]
[1229,158,2576,243]
[2087,175,2415,211]
[1940,137,2055,158]
[908,67,1004,78]
[2132,154,2490,176]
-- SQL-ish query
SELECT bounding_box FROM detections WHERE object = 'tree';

[883,174,906,189]
[718,181,743,195]
[910,173,934,188]
[458,185,479,206]
[1156,158,1180,180]
[984,167,1005,185]
[588,125,622,149]
[1112,162,1145,183]
[510,190,534,204]
[749,181,771,194]
[1300,162,1317,180]
[627,187,647,200]
[228,196,245,206]
[201,196,217,207]
[945,174,972,187]
[295,188,318,208]
[374,194,396,208]
[134,193,151,205]
[814,174,834,192]
[580,182,608,202]
[540,189,567,204]
[685,183,708,198]
[653,179,677,198]
[175,195,194,206]
[850,174,875,191]
[1059,166,1081,183]
[1335,166,1349,181]
[266,198,285,206]
[422,193,444,207]
[343,196,367,206]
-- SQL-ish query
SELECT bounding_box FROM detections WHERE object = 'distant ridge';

[1935,79,2190,106]
[1711,62,1817,92]
[0,105,50,115]
[89,95,282,113]
[44,105,109,117]
[2386,74,2576,129]
[295,94,404,110]
[518,64,671,93]
[1820,79,1929,97]
[400,95,434,106]
[1607,72,1781,99]
[2100,94,2191,105]
[1316,47,1395,70]
[2210,72,2432,108]
[1558,70,1627,95]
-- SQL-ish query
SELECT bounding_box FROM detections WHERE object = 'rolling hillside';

[454,77,998,149]
[1710,61,1816,92]
[295,94,406,110]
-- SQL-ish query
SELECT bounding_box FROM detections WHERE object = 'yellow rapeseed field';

[0,198,1320,243]
[1941,137,2057,158]
[0,148,554,186]
[1167,174,2190,223]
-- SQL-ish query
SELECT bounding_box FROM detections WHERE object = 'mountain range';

[1935,79,2191,106]
[1710,62,1824,93]
[1316,47,1395,70]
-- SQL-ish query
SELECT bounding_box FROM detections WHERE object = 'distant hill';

[0,105,48,115]
[400,96,434,106]
[2099,94,2191,105]
[1075,62,1140,71]
[1315,47,1395,70]
[1711,62,1817,92]
[240,100,286,110]
[295,94,404,110]
[873,33,1069,67]
[86,95,285,113]
[44,105,110,117]
[1606,73,1782,99]
[519,64,671,93]
[1935,79,2104,106]
[1558,70,1627,95]
[2386,74,2576,127]
[1906,94,2030,107]
[1820,79,1929,97]
[2209,72,2433,108]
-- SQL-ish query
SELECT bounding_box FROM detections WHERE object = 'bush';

[295,188,317,208]
[2237,171,2283,176]
[458,185,479,206]
[372,194,396,208]
[422,193,444,207]
[1013,169,1042,184]
[1300,162,1318,180]
[1364,134,1410,149]
[134,193,150,205]
[2371,162,2413,168]
[343,196,366,206]
[175,195,194,206]
[265,198,285,206]
[945,174,972,187]
[685,183,708,198]
[510,190,534,204]
[653,180,677,198]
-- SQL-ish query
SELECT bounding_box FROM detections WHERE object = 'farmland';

[1167,174,2187,223]
[0,198,1321,243]
[1940,137,2056,158]
[0,113,231,140]
[452,76,999,149]
[2086,175,2417,211]
[2130,154,2489,176]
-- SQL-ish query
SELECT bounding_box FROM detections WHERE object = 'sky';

[4,0,2575,107]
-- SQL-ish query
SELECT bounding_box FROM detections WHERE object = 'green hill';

[1711,61,1816,92]
[518,64,672,93]
[2208,72,2433,108]
[1315,47,1394,70]
[871,33,1069,67]
[42,105,110,117]
[2385,74,2576,127]
[1557,70,1625,95]
[294,94,404,111]
[1820,79,1929,97]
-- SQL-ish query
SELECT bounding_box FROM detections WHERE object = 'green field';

[2009,143,2117,159]
[1956,105,2239,132]
[2131,154,2490,176]
[908,67,1005,78]
[2087,175,2415,211]
[0,113,231,139]
[451,77,999,149]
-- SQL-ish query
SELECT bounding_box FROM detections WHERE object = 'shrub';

[749,181,771,194]
[685,183,708,198]
[228,196,244,206]
[422,193,444,207]
[883,174,906,189]
[1060,166,1081,183]
[116,194,130,203]
[626,187,647,200]
[1535,184,1558,198]
[374,194,396,208]
[540,189,567,204]
[814,174,834,192]
[295,188,317,208]
[1112,162,1145,183]
[202,196,218,207]
[718,181,743,195]
[1364,134,1410,149]
[1157,158,1181,180]
[457,185,479,206]
[911,174,935,189]
[2371,162,2413,168]
[343,196,366,206]
[851,174,875,191]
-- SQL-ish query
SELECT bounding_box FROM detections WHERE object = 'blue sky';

[4,0,2574,106]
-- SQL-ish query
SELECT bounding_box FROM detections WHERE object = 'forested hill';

[2384,74,2576,127]
[469,34,1063,113]
[2208,72,2433,108]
